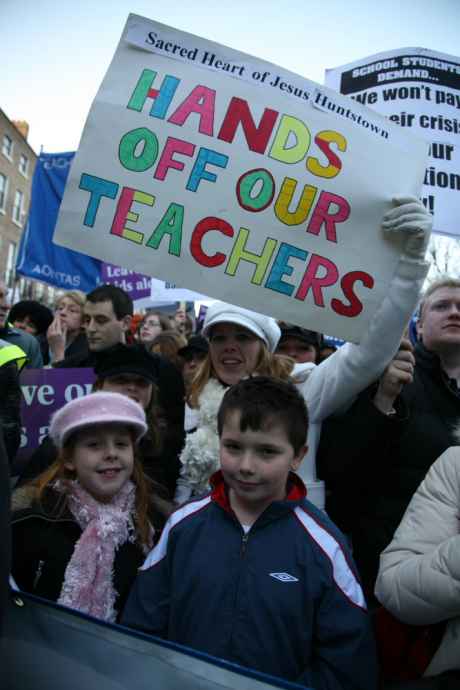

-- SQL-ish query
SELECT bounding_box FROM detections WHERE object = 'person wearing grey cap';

[276,323,322,364]
[174,196,433,508]
[178,335,209,390]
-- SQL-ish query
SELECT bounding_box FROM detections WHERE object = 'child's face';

[220,411,306,512]
[64,423,135,502]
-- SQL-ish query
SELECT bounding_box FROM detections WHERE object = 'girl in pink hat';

[10,391,168,623]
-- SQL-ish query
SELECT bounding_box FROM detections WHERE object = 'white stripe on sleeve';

[294,506,366,609]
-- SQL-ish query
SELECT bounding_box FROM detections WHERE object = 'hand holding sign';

[381,195,432,259]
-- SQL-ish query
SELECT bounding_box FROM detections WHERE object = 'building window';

[47,286,55,305]
[19,154,29,177]
[12,189,24,225]
[2,134,13,160]
[0,173,7,212]
[5,242,17,288]
[35,281,45,300]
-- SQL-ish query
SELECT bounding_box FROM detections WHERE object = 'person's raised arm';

[47,314,67,364]
[300,196,431,422]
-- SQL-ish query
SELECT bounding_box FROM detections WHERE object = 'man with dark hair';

[55,284,133,367]
[86,284,133,319]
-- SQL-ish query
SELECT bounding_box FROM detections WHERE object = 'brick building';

[0,109,60,306]
[0,109,37,295]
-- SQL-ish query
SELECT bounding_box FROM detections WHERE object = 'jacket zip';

[240,532,249,557]
[33,560,44,590]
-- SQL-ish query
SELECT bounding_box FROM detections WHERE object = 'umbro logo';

[269,572,299,583]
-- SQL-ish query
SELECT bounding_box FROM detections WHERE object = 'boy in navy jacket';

[122,377,378,689]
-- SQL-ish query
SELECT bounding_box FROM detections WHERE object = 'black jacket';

[0,431,10,635]
[10,487,162,621]
[63,331,89,361]
[0,362,22,633]
[317,342,460,596]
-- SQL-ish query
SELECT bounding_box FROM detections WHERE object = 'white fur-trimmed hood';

[178,378,227,496]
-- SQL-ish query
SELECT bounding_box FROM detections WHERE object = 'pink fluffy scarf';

[56,480,136,622]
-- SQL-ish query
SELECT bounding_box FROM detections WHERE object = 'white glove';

[381,195,432,262]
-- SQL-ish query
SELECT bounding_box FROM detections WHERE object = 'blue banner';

[16,152,101,292]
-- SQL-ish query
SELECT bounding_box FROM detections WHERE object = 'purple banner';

[101,262,151,301]
[19,368,95,460]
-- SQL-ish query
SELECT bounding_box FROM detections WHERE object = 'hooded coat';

[375,425,460,676]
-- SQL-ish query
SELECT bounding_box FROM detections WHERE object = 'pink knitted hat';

[49,391,148,448]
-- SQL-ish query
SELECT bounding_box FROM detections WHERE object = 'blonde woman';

[47,291,87,364]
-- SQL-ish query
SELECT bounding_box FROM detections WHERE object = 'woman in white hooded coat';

[375,425,460,678]
[175,196,432,508]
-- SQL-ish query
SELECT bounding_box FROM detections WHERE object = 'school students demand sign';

[325,47,460,240]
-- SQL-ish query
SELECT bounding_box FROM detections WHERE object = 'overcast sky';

[2,0,460,153]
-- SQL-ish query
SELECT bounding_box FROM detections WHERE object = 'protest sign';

[325,48,460,239]
[16,368,95,472]
[53,14,427,342]
[150,277,210,302]
[16,152,101,291]
[101,263,209,303]
[101,261,152,300]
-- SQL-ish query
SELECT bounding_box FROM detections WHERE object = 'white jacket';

[176,255,429,507]
[375,442,460,676]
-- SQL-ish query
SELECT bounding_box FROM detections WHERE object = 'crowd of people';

[1,195,460,689]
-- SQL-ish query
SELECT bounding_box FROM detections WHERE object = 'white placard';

[53,15,428,342]
[325,47,460,239]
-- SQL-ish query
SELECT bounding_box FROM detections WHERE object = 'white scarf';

[179,378,227,496]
